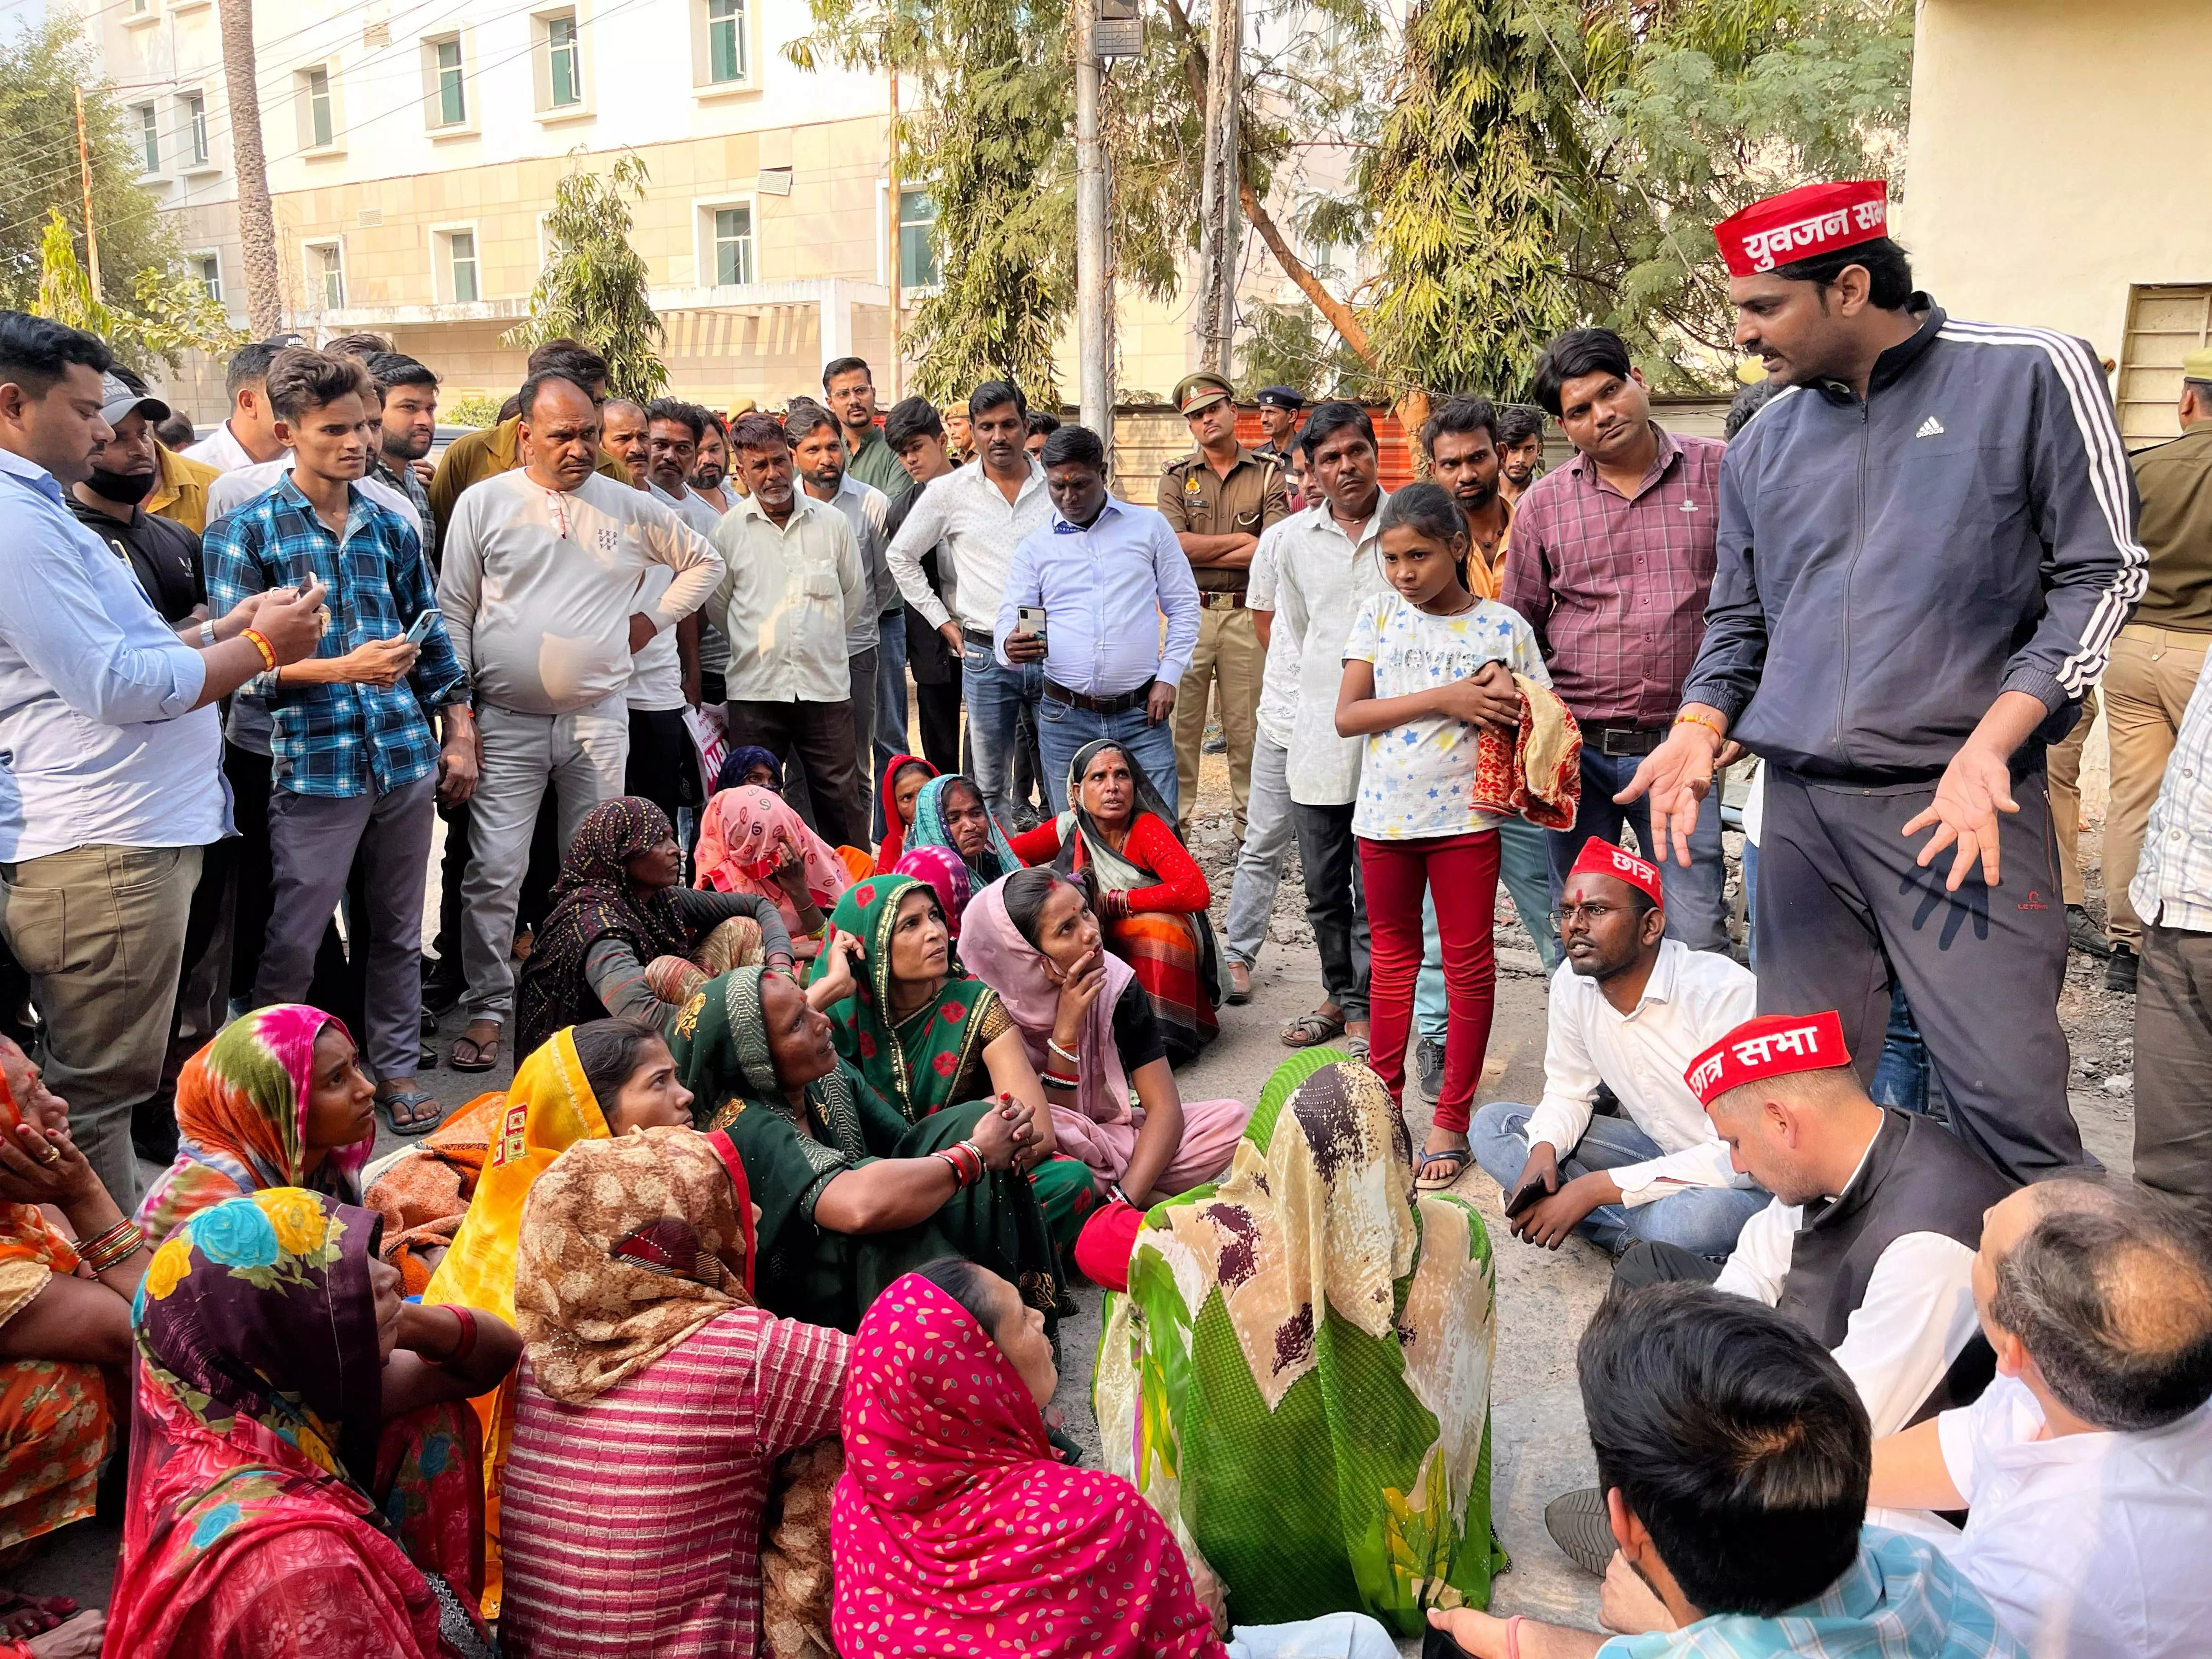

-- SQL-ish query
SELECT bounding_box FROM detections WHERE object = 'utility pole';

[218,0,282,335]
[1194,0,1241,377]
[72,88,101,297]
[1074,0,1113,459]
[887,62,903,402]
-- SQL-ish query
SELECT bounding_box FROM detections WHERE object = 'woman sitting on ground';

[1092,1052,1506,1639]
[894,845,973,939]
[507,796,794,1067]
[831,1260,1399,1659]
[693,783,853,964]
[0,1038,143,1656]
[671,963,1065,1332]
[872,753,939,873]
[963,870,1248,1215]
[136,1006,380,1238]
[105,1189,519,1658]
[499,1126,848,1658]
[420,1017,700,1615]
[816,874,1097,1248]
[1010,739,1221,1063]
[904,772,1022,889]
[716,743,786,797]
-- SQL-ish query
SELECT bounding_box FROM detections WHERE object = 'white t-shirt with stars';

[1342,592,1549,841]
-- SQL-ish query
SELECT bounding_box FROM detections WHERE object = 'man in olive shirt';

[425,337,626,541]
[1157,371,1289,839]
[2103,345,2212,992]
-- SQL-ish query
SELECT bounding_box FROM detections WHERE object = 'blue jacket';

[1682,299,2146,782]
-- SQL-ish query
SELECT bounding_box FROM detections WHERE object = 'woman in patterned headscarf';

[1093,1051,1506,1640]
[135,1005,379,1241]
[511,795,794,1065]
[903,773,1021,888]
[693,784,854,954]
[105,1190,519,1659]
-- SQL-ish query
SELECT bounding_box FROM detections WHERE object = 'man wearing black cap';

[1253,385,1305,462]
[69,370,204,626]
[1158,371,1288,839]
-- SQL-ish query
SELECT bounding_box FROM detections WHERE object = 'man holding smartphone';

[995,424,1199,816]
[204,347,475,1136]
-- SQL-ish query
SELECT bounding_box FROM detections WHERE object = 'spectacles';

[1548,902,1636,930]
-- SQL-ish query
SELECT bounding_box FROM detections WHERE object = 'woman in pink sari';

[961,870,1247,1213]
[694,784,853,955]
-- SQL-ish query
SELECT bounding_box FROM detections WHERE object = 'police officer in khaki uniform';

[1158,371,1290,839]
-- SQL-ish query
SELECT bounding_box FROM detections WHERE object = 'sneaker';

[1415,1037,1446,1104]
[1543,1487,1615,1576]
[2106,945,2138,995]
[2066,905,2112,959]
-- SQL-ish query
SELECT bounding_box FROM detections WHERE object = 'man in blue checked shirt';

[204,347,476,1136]
[994,424,1200,818]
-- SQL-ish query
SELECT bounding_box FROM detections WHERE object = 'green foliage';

[443,392,501,429]
[1236,302,1385,404]
[505,153,668,402]
[34,207,243,372]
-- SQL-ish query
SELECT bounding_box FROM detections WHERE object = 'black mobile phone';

[1503,1176,1551,1219]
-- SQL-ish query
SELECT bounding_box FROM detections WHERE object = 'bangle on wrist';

[242,627,278,672]
[1046,1036,1080,1067]
[432,1305,477,1367]
[79,1218,143,1274]
[1505,1614,1525,1659]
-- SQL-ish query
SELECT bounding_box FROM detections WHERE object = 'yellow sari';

[421,1026,611,1617]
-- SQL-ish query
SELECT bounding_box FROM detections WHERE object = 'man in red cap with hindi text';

[1618,179,2144,1185]
[1471,837,1767,1263]
[1540,1007,2015,1576]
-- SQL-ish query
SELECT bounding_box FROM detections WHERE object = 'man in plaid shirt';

[1504,328,1732,954]
[205,347,475,1135]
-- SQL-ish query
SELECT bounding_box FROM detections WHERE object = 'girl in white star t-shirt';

[1335,482,1549,1187]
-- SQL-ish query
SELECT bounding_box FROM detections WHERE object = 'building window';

[137,104,159,173]
[707,0,747,84]
[308,242,345,310]
[547,14,581,106]
[446,230,480,303]
[2118,284,2212,450]
[184,94,209,167]
[194,255,221,303]
[433,38,466,126]
[306,67,334,147]
[897,190,938,290]
[712,205,754,285]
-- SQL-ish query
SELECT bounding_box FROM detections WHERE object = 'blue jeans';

[1470,1101,1768,1260]
[1418,816,1559,1041]
[871,610,910,838]
[1034,693,1181,820]
[1547,747,1729,953]
[960,645,1044,830]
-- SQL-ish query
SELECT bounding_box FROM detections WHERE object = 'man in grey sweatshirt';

[436,369,724,1071]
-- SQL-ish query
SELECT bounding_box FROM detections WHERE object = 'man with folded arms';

[1474,839,1766,1264]
[996,424,1199,813]
[1868,1177,2212,1657]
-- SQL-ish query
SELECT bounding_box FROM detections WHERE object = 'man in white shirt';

[995,424,1200,814]
[791,401,891,828]
[1472,838,1766,1261]
[884,381,1053,829]
[1868,1177,2212,1658]
[1265,400,1390,1056]
[712,411,871,849]
[1219,518,1303,1005]
[183,338,291,473]
[437,370,723,1071]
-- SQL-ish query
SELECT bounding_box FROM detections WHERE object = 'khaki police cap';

[1173,371,1233,417]
[2184,347,2212,382]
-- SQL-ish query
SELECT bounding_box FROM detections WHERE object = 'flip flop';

[1415,1146,1471,1191]
[1279,1008,1346,1048]
[448,1031,500,1073]
[377,1087,448,1136]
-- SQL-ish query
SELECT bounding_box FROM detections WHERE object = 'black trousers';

[225,741,276,1001]
[1755,766,2082,1182]
[1291,800,1371,1021]
[626,706,699,828]
[915,680,961,774]
[1612,1240,1723,1291]
[726,698,865,850]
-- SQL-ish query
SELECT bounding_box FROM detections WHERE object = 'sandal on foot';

[1544,1487,1616,1576]
[377,1088,448,1136]
[1280,1008,1346,1048]
[1224,962,1253,1006]
[447,1031,500,1073]
[1415,1146,1471,1191]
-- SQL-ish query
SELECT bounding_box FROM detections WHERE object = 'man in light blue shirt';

[0,312,323,1202]
[995,424,1200,818]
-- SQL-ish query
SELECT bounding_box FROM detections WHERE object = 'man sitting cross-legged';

[1867,1176,2212,1658]
[1427,1281,2024,1659]
[1472,838,1768,1262]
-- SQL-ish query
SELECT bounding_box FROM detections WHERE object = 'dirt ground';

[17,732,2142,1653]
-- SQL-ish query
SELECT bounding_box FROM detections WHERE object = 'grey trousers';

[1224,733,1295,968]
[257,773,436,1081]
[2136,923,2212,1221]
[462,697,630,1024]
[1754,766,2082,1181]
[0,841,202,1207]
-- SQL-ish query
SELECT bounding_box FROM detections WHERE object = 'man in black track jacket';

[1622,180,2146,1183]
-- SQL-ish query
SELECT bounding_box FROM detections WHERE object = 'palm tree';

[217,0,281,335]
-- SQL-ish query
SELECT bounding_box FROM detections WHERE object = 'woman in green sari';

[1093,1049,1506,1639]
[667,962,1068,1334]
[812,873,1100,1250]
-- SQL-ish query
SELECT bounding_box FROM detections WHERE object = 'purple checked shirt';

[1500,423,1725,728]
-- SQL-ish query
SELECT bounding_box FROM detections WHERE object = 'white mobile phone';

[1018,606,1048,640]
[404,609,439,646]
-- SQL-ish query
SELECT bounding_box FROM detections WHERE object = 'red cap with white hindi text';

[1713,182,1888,278]
[1684,1012,1853,1107]
[1566,837,1663,908]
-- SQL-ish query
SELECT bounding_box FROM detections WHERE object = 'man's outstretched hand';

[1902,741,2018,891]
[1615,713,1724,866]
